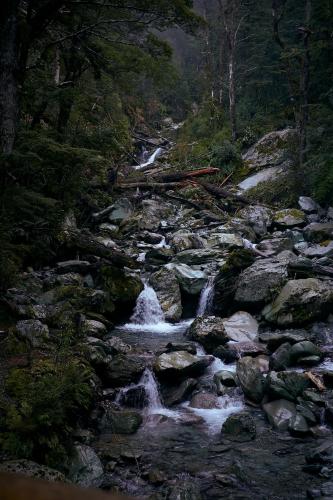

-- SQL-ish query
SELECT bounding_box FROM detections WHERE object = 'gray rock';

[81,319,107,338]
[173,248,224,265]
[105,336,131,355]
[165,341,197,355]
[119,385,148,409]
[290,341,322,364]
[288,413,309,435]
[166,263,206,295]
[298,196,320,213]
[163,378,197,406]
[306,441,333,465]
[109,198,132,223]
[298,241,333,258]
[16,319,49,348]
[266,371,310,401]
[189,391,219,409]
[260,330,309,351]
[149,267,182,321]
[102,409,143,434]
[206,233,244,249]
[238,205,273,236]
[304,223,333,243]
[270,342,292,371]
[56,260,91,274]
[68,444,104,488]
[257,237,294,256]
[263,399,297,430]
[188,316,227,351]
[236,356,266,403]
[222,311,258,342]
[242,128,296,170]
[223,412,256,442]
[214,371,237,394]
[154,351,212,380]
[263,278,333,326]
[273,209,306,229]
[0,459,66,482]
[101,354,145,387]
[170,231,205,253]
[235,251,296,309]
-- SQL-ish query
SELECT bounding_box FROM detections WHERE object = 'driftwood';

[155,167,220,183]
[116,181,185,190]
[67,230,136,268]
[305,372,325,391]
[198,181,250,204]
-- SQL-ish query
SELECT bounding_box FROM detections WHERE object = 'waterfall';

[130,284,165,325]
[197,277,215,316]
[135,147,163,170]
[140,368,163,411]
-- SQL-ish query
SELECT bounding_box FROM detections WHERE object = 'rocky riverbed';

[2,131,333,499]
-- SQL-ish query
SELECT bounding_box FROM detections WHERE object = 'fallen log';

[116,181,185,190]
[66,229,136,268]
[198,181,250,204]
[155,167,220,183]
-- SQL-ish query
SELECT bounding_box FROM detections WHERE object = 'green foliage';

[0,357,93,468]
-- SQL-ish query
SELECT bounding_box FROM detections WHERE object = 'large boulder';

[236,356,266,403]
[166,263,206,295]
[173,248,224,266]
[102,408,143,434]
[260,330,309,351]
[68,444,104,488]
[109,198,133,223]
[162,378,197,406]
[263,278,333,326]
[149,267,182,322]
[263,399,297,430]
[213,249,255,316]
[223,412,256,442]
[273,209,306,229]
[234,251,295,310]
[238,205,273,237]
[188,316,228,351]
[242,128,296,170]
[154,351,212,381]
[206,233,243,249]
[298,196,320,214]
[222,311,258,342]
[304,223,333,243]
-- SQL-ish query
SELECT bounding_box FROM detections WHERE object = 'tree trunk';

[0,0,20,154]
[228,47,237,141]
[298,0,311,170]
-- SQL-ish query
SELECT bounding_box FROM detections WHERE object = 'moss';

[246,173,298,208]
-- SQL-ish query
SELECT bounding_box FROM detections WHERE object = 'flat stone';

[263,399,297,430]
[222,311,258,342]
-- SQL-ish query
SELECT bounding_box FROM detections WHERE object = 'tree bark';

[0,0,20,154]
[298,0,311,170]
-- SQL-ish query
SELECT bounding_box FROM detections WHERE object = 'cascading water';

[129,284,165,326]
[196,276,215,316]
[135,147,163,170]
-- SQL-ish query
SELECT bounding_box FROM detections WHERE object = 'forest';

[0,1,333,499]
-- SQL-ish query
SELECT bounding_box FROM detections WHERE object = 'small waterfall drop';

[135,147,163,170]
[140,368,163,412]
[197,277,215,316]
[130,284,165,326]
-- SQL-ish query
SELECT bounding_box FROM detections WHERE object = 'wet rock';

[109,198,133,223]
[68,444,104,488]
[103,409,143,434]
[166,263,206,295]
[298,241,333,259]
[236,356,266,403]
[266,371,310,401]
[105,336,131,355]
[154,351,212,380]
[242,128,296,170]
[165,341,197,355]
[222,311,259,342]
[306,441,333,465]
[290,341,322,365]
[238,205,273,237]
[148,469,167,485]
[170,231,205,253]
[257,237,294,256]
[188,316,227,351]
[163,378,198,406]
[263,399,297,430]
[145,247,174,265]
[226,341,268,359]
[167,477,202,500]
[0,459,66,482]
[288,413,309,436]
[119,385,148,409]
[139,231,163,245]
[234,251,295,310]
[223,412,256,442]
[85,337,113,368]
[189,392,219,409]
[270,342,292,371]
[214,371,237,394]
[263,278,333,326]
[101,354,145,387]
[296,403,317,425]
[299,196,320,214]
[15,319,49,348]
[260,330,309,351]
[81,319,107,338]
[304,223,333,243]
[213,249,255,315]
[273,209,306,229]
[149,267,182,322]
[173,248,224,266]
